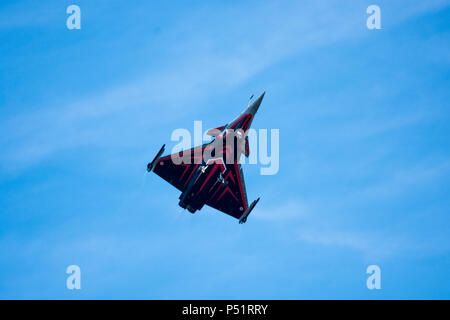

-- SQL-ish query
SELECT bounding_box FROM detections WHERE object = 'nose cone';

[245,91,265,116]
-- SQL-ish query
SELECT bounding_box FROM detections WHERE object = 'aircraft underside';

[147,92,265,223]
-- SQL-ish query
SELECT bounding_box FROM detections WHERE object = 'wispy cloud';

[297,228,405,259]
[262,158,450,260]
[2,0,448,173]
[253,200,308,221]
[351,160,450,201]
[1,1,450,299]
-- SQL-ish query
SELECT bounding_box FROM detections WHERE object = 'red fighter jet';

[147,92,265,223]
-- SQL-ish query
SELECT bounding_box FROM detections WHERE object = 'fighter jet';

[147,92,265,223]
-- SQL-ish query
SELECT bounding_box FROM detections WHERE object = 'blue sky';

[1,0,450,299]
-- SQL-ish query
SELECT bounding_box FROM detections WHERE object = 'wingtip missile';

[239,197,260,224]
[147,144,165,172]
